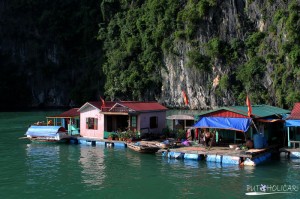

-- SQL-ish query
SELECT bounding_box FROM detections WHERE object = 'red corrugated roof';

[79,101,167,112]
[205,109,248,118]
[119,101,168,111]
[48,108,80,118]
[88,101,102,109]
[288,102,300,119]
[88,101,115,109]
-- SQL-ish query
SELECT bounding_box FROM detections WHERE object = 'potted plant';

[107,134,113,140]
[118,133,124,141]
[176,129,186,141]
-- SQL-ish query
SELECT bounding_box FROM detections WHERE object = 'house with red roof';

[46,108,80,135]
[285,102,300,148]
[194,105,290,147]
[78,101,168,139]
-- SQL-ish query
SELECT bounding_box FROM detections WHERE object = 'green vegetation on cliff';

[1,0,300,109]
[99,0,300,109]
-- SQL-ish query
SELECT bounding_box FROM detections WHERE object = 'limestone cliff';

[1,0,299,110]
[160,0,298,109]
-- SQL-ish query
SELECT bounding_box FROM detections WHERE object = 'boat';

[127,142,160,153]
[25,125,70,143]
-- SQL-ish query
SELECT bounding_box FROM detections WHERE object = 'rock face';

[161,54,214,110]
[160,0,291,109]
[0,0,102,109]
[0,1,298,109]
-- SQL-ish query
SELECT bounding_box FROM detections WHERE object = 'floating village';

[25,99,300,167]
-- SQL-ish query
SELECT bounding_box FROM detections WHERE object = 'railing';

[68,124,80,135]
[290,140,300,148]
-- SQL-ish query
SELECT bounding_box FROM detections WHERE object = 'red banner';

[182,90,188,105]
[246,95,252,117]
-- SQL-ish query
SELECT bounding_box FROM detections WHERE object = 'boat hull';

[26,125,70,143]
[127,142,160,153]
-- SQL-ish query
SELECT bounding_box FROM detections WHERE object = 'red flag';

[246,95,252,117]
[100,97,106,108]
[182,90,189,105]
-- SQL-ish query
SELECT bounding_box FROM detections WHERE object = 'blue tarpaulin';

[26,126,66,137]
[285,120,300,127]
[193,117,252,132]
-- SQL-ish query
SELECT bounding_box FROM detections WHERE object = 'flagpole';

[251,120,259,133]
[246,94,259,136]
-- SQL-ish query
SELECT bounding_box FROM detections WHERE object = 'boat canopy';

[26,126,66,137]
[193,117,252,132]
[285,120,300,127]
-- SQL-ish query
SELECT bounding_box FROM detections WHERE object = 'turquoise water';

[0,111,299,199]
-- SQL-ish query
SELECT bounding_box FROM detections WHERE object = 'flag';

[246,95,252,117]
[182,90,189,105]
[100,96,106,108]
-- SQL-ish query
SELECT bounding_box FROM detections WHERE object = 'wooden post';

[288,127,291,147]
[234,131,236,144]
[172,120,175,130]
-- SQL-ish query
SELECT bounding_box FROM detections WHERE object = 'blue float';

[114,142,126,148]
[184,153,201,160]
[95,141,106,146]
[222,155,240,165]
[206,154,222,163]
[290,152,300,158]
[168,151,184,159]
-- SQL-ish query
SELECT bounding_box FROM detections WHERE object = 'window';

[150,116,158,129]
[131,116,137,128]
[86,118,98,130]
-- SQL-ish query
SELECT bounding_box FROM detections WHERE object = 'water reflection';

[25,143,60,185]
[124,149,142,167]
[79,145,106,189]
[289,158,300,165]
[183,159,200,168]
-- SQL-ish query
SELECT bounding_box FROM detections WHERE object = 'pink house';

[78,101,168,139]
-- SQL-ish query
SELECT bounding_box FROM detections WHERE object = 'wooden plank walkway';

[279,147,300,153]
[158,145,279,159]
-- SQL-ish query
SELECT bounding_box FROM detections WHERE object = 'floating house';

[78,101,168,139]
[285,102,300,148]
[46,108,80,135]
[166,114,195,130]
[280,103,300,158]
[194,105,290,146]
[160,105,290,166]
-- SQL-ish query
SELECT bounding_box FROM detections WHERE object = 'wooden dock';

[279,147,300,158]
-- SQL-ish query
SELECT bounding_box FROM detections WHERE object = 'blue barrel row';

[163,151,272,165]
[162,151,202,160]
[77,139,127,148]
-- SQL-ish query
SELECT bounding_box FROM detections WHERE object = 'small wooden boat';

[127,142,160,153]
[25,125,70,143]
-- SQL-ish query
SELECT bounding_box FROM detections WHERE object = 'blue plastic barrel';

[184,153,201,160]
[254,134,264,149]
[206,155,222,163]
[222,156,240,165]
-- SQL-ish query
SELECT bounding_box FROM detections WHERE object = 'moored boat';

[127,142,160,153]
[25,125,70,143]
